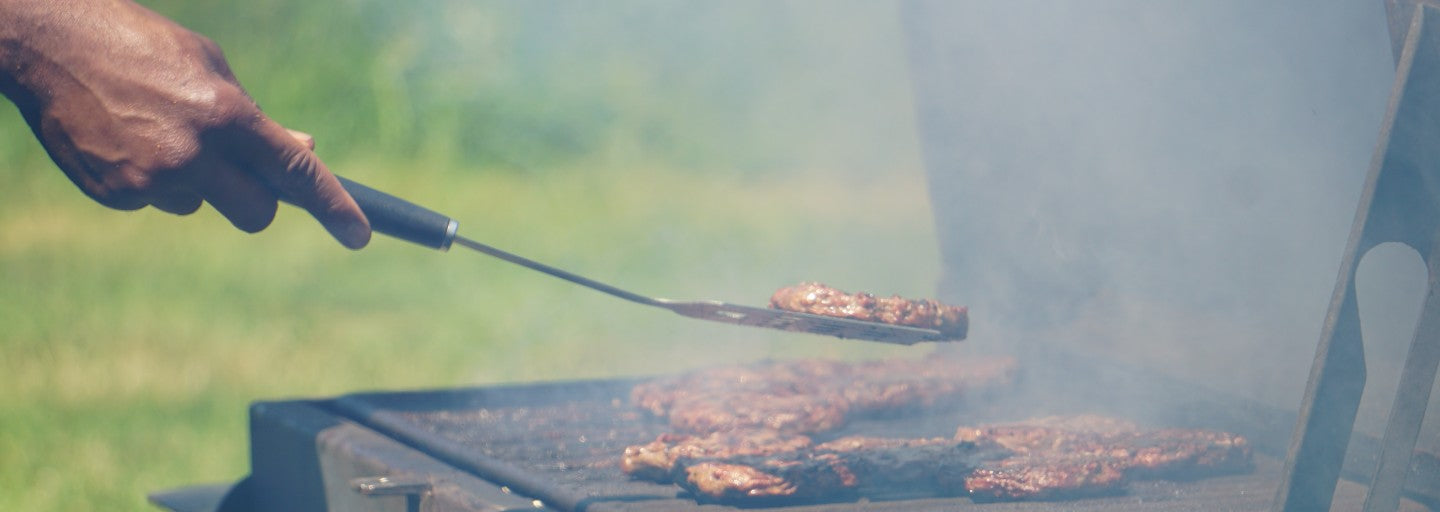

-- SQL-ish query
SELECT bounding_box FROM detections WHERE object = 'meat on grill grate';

[621,430,814,483]
[630,356,1016,435]
[626,357,1250,505]
[624,415,1253,504]
[676,436,1011,504]
[958,455,1130,501]
[956,416,1254,500]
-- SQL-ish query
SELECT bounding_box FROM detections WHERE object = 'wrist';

[0,0,128,112]
[0,0,62,107]
[0,2,31,99]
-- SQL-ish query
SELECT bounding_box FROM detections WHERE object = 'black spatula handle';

[336,175,458,250]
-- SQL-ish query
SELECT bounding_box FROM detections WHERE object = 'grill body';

[150,348,1439,512]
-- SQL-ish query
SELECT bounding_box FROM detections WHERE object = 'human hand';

[0,0,371,248]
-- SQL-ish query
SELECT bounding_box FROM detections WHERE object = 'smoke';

[441,0,1423,426]
[902,0,1402,414]
[269,0,1432,439]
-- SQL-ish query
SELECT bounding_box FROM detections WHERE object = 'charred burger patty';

[769,282,968,339]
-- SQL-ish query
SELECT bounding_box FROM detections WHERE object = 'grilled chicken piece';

[769,282,968,338]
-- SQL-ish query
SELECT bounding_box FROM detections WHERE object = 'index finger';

[225,116,372,249]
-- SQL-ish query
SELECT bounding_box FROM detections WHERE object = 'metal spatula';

[331,176,959,345]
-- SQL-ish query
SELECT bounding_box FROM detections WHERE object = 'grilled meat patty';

[621,430,813,482]
[630,356,1016,435]
[625,413,1253,504]
[684,461,808,502]
[630,359,848,420]
[957,416,1254,500]
[627,355,1250,505]
[667,393,852,435]
[959,455,1129,501]
[676,436,1010,504]
[769,282,969,338]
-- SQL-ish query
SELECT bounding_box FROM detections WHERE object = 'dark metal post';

[1389,0,1424,59]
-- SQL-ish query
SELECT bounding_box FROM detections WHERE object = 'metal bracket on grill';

[353,476,432,497]
[1274,2,1440,511]
[353,477,430,512]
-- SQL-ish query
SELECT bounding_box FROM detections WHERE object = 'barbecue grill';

[149,345,1439,512]
[152,2,1440,511]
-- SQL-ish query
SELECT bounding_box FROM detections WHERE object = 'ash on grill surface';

[398,398,659,477]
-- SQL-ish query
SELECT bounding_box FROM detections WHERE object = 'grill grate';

[319,351,1348,512]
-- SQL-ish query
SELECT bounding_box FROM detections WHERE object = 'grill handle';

[335,175,458,251]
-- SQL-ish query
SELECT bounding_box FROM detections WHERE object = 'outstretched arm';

[0,0,370,248]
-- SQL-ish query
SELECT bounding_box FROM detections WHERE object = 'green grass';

[0,2,939,510]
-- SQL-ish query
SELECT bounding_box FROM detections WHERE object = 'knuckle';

[148,144,204,174]
[166,75,256,133]
[277,146,322,190]
[194,89,254,129]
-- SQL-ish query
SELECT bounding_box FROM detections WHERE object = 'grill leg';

[1274,285,1367,512]
[1364,240,1440,511]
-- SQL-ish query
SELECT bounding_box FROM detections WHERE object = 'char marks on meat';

[769,282,968,338]
[626,356,1252,505]
[957,416,1254,501]
[675,436,1012,504]
[630,356,1016,435]
[620,430,812,483]
[625,413,1253,505]
[1120,428,1253,479]
[683,462,803,502]
[960,455,1129,501]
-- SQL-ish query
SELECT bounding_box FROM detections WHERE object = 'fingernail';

[337,221,372,250]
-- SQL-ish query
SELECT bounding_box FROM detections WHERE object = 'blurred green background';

[0,1,943,510]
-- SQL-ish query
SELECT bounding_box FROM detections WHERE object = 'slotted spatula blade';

[656,300,950,345]
[329,176,962,345]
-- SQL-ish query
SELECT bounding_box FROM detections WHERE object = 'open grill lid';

[1278,3,1440,511]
